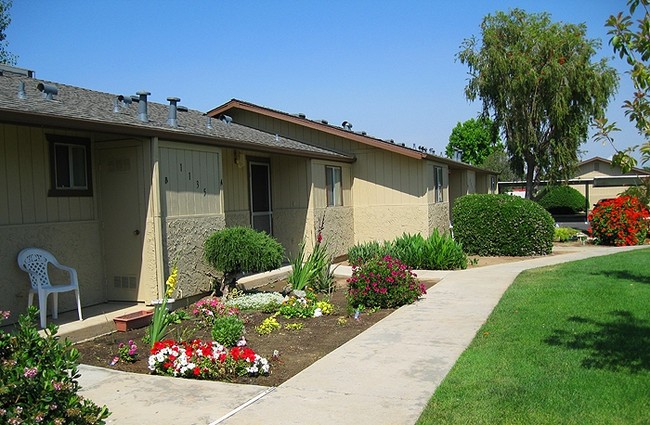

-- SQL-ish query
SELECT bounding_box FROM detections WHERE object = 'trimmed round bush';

[204,226,285,286]
[536,185,586,214]
[453,194,555,256]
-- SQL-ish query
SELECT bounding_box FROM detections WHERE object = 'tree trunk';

[525,158,536,199]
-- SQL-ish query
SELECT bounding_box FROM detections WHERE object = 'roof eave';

[0,109,356,163]
[208,99,426,160]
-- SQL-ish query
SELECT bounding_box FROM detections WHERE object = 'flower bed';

[148,339,269,379]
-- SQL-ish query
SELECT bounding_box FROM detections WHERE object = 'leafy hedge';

[347,230,467,270]
[536,185,586,214]
[453,194,555,256]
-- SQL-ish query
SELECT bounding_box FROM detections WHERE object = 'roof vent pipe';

[37,83,58,100]
[205,114,213,129]
[118,94,133,105]
[136,91,150,122]
[18,81,26,99]
[167,97,180,127]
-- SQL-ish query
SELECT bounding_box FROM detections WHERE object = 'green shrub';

[536,185,586,214]
[347,256,426,309]
[347,240,391,266]
[0,307,111,424]
[204,227,285,293]
[347,231,467,270]
[554,227,579,242]
[621,177,650,206]
[392,230,467,270]
[453,194,555,256]
[210,315,245,347]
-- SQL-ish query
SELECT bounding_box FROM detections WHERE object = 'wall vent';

[113,276,137,289]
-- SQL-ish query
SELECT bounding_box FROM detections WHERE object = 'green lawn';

[417,248,650,425]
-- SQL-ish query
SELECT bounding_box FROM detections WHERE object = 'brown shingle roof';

[0,72,354,162]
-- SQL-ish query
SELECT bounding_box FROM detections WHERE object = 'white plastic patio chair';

[17,248,83,328]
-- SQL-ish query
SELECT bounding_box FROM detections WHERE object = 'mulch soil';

[75,278,436,387]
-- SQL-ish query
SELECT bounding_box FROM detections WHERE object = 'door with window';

[249,161,272,234]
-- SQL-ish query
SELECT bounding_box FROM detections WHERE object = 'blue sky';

[6,1,644,163]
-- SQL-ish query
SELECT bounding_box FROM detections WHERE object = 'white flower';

[313,308,323,317]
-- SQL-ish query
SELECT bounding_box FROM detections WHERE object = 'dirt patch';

[75,278,438,387]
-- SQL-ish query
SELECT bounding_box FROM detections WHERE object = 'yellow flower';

[165,266,178,298]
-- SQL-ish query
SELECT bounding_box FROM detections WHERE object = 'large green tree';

[480,148,521,182]
[459,9,619,198]
[594,0,650,172]
[0,0,16,65]
[445,117,501,166]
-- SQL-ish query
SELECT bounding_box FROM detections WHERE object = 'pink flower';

[23,366,38,379]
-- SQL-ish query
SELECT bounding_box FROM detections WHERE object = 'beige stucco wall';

[353,205,431,244]
[3,222,104,325]
[163,215,226,298]
[428,202,451,235]
[313,206,355,257]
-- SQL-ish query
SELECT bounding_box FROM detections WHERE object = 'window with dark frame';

[434,166,443,202]
[325,165,342,206]
[47,135,93,197]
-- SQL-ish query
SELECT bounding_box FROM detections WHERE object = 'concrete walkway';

[77,245,647,425]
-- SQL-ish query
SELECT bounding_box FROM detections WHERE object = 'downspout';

[150,136,165,299]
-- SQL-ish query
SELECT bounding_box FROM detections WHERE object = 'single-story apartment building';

[573,156,650,207]
[0,65,496,324]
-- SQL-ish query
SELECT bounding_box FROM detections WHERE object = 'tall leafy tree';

[594,0,650,172]
[480,148,521,182]
[459,9,618,198]
[0,0,16,65]
[445,117,501,166]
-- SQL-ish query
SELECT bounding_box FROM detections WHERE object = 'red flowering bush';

[588,196,650,246]
[347,255,426,309]
[148,339,269,380]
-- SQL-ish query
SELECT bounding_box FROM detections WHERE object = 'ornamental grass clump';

[0,308,111,424]
[588,195,650,246]
[347,255,426,309]
[287,215,337,293]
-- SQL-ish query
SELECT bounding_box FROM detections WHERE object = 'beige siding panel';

[160,144,222,218]
[0,125,8,224]
[5,125,22,224]
[222,148,248,213]
[30,127,48,223]
[17,125,36,224]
